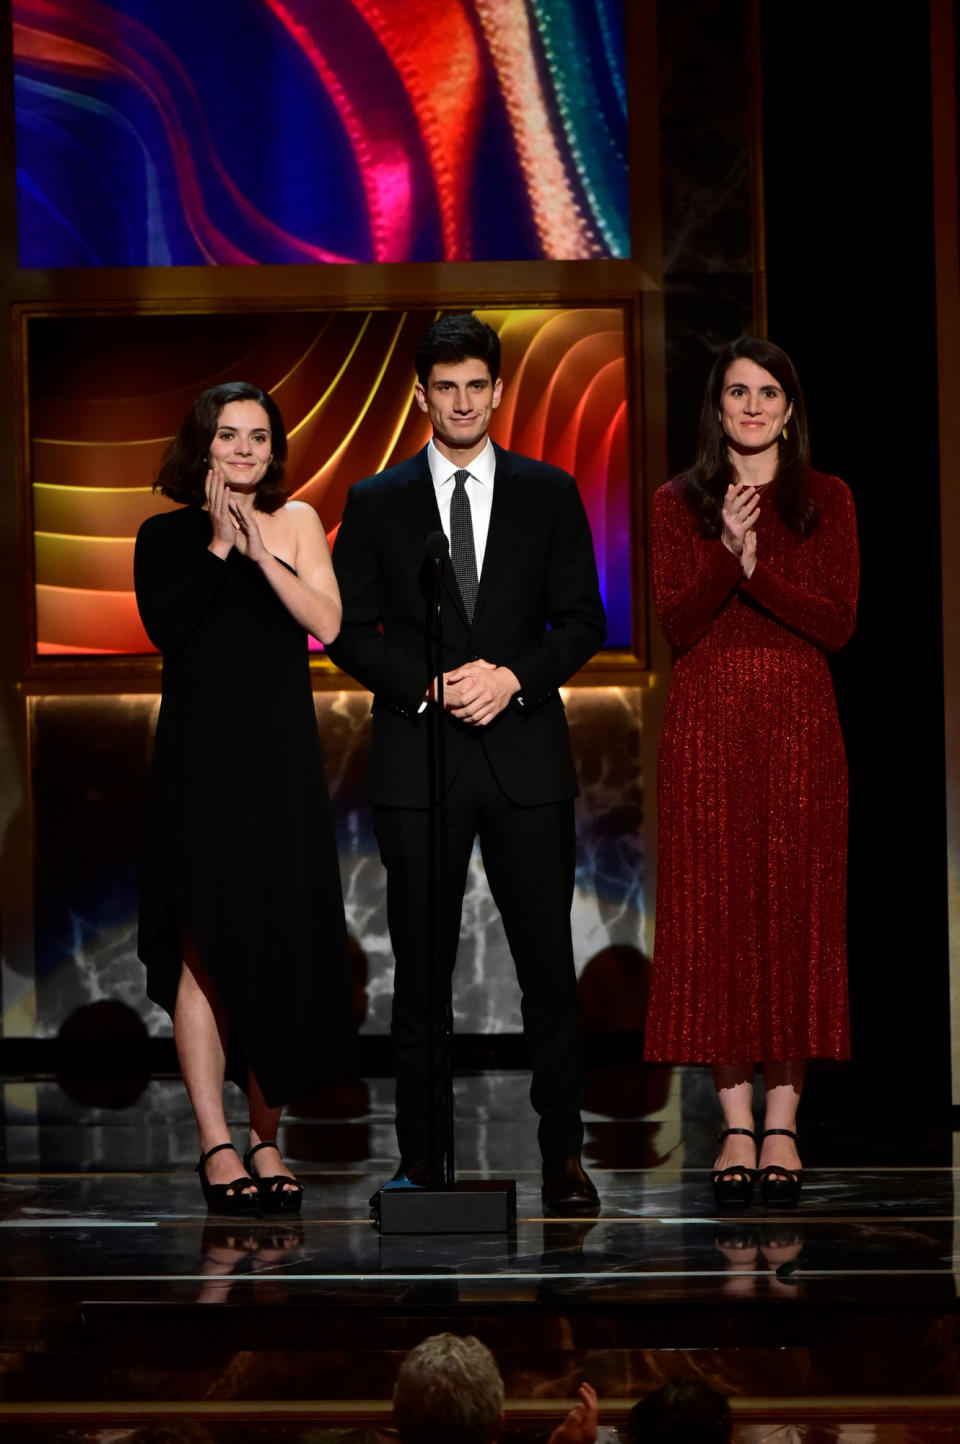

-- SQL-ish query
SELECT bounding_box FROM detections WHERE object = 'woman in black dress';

[135,382,357,1214]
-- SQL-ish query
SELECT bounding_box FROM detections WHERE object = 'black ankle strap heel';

[196,1142,259,1215]
[757,1128,802,1209]
[243,1141,304,1215]
[712,1127,758,1211]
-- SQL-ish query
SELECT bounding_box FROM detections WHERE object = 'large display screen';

[27,305,634,658]
[14,0,628,266]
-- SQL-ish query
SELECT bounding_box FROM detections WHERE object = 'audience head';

[393,1332,506,1444]
[624,1377,732,1444]
[124,1425,216,1444]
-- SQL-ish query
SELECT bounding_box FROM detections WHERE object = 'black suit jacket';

[326,442,606,807]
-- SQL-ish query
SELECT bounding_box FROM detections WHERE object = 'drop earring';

[781,425,789,441]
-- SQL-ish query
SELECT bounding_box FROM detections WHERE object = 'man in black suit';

[327,314,606,1213]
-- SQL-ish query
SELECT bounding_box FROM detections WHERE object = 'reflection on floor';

[0,1068,958,1442]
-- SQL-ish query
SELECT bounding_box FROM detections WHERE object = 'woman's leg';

[247,1071,297,1192]
[712,1065,758,1172]
[759,1060,804,1172]
[197,1229,256,1304]
[174,945,256,1196]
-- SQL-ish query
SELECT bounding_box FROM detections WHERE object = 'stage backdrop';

[27,306,635,660]
[1,0,669,1060]
[30,689,644,1042]
[22,298,644,1043]
[13,0,628,266]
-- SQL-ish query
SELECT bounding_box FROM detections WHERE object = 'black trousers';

[374,740,585,1165]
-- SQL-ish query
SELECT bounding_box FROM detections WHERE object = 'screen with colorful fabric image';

[14,0,628,266]
[27,305,635,658]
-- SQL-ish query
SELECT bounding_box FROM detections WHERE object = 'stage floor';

[0,1069,958,1441]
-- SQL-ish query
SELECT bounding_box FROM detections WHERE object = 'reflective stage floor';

[1,1067,958,1441]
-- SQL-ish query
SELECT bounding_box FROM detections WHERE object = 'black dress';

[134,504,358,1106]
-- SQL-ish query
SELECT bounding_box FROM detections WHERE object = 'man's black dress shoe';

[541,1156,601,1216]
[368,1160,445,1214]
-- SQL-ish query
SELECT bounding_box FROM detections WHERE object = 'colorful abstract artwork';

[13,0,628,266]
[28,306,633,657]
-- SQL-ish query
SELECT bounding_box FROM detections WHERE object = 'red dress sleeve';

[651,480,743,653]
[741,475,859,651]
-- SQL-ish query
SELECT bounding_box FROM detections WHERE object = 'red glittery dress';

[644,471,858,1064]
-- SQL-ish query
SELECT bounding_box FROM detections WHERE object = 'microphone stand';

[428,541,455,1187]
[376,533,515,1236]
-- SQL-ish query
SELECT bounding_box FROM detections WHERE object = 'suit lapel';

[473,443,519,625]
[406,449,470,627]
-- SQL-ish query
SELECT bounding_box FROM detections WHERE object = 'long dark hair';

[683,337,818,537]
[154,381,289,514]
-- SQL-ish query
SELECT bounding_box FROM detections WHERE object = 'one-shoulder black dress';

[134,504,358,1106]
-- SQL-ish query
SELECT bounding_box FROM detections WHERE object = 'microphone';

[425,530,449,562]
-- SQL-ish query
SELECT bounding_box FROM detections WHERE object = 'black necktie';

[450,469,479,622]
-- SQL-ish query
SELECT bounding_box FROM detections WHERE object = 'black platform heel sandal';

[757,1128,802,1208]
[712,1127,757,1210]
[196,1142,259,1215]
[243,1141,304,1215]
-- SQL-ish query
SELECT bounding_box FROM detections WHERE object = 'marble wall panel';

[659,2,753,279]
[658,0,757,474]
[27,688,644,1042]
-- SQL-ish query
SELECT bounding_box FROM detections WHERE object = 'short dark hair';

[393,1334,504,1444]
[154,381,289,514]
[415,314,501,388]
[625,1377,732,1444]
[684,336,817,537]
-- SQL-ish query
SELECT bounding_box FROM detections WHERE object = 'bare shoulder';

[279,500,333,566]
[275,499,324,533]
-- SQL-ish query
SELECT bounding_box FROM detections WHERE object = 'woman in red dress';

[644,338,858,1208]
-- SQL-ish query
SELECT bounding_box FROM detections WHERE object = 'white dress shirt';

[427,436,495,576]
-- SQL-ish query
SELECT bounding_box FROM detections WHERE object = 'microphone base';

[376,1178,516,1235]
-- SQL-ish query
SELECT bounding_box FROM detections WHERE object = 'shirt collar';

[428,436,495,491]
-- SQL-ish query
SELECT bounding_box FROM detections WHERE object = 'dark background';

[658,0,948,1104]
[761,6,948,1087]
